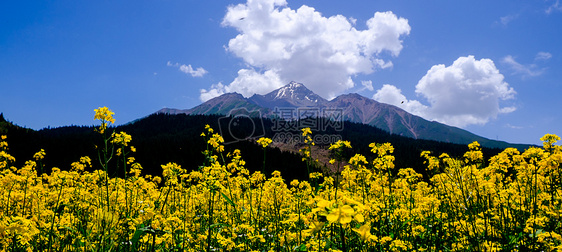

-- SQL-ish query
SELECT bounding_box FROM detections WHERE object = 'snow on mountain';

[249,81,327,108]
[154,82,529,149]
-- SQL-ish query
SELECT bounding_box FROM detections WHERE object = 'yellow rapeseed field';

[0,107,561,251]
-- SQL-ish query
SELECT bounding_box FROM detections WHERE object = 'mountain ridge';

[249,81,328,108]
[156,82,530,150]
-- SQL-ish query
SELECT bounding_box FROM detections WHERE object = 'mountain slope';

[158,93,269,116]
[249,81,328,108]
[325,93,523,149]
[157,82,530,150]
[325,93,419,138]
[1,112,523,181]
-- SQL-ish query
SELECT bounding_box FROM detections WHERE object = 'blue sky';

[1,0,561,145]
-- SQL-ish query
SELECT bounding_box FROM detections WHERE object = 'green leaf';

[130,224,147,248]
[398,216,414,230]
[314,185,323,194]
[221,191,236,207]
[294,244,307,251]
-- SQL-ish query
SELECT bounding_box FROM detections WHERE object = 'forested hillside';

[1,113,529,180]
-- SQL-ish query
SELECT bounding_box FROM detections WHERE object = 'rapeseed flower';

[111,131,132,146]
[326,205,354,225]
[352,224,373,241]
[2,108,562,251]
[33,149,45,160]
[256,137,272,148]
[94,106,115,133]
[329,140,352,151]
[303,221,325,236]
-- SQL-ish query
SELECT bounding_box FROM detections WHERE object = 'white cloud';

[227,68,284,97]
[373,84,428,116]
[373,84,404,104]
[373,56,516,128]
[506,123,525,130]
[167,61,208,77]
[180,65,208,77]
[201,0,410,101]
[200,82,228,102]
[546,0,562,14]
[499,106,517,114]
[360,80,374,92]
[502,55,545,78]
[535,51,552,61]
[199,69,284,102]
[499,14,519,26]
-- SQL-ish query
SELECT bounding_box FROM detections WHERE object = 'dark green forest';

[1,112,530,181]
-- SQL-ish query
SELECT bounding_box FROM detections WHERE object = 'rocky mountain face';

[158,93,269,116]
[249,81,328,108]
[156,82,527,149]
[322,93,511,148]
[324,93,420,138]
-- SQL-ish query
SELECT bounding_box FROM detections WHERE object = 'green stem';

[47,177,64,252]
[262,148,266,175]
[207,190,215,252]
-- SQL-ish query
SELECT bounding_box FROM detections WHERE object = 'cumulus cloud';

[225,68,284,98]
[373,56,516,128]
[200,82,228,102]
[502,55,545,78]
[167,61,208,77]
[373,84,428,116]
[199,69,284,101]
[201,0,410,101]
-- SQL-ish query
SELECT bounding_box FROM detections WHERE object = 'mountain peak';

[249,82,327,108]
[335,93,368,100]
[287,81,304,88]
[273,81,313,100]
[288,80,302,86]
[156,81,531,149]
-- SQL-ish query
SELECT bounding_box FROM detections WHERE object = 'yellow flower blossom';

[353,224,373,241]
[327,205,354,225]
[94,106,115,133]
[94,106,115,123]
[301,127,312,137]
[256,137,272,148]
[33,149,46,160]
[111,131,132,146]
[303,221,325,236]
[380,236,392,245]
[329,140,352,150]
[1,107,561,251]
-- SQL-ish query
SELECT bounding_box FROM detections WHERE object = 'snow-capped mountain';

[249,81,328,108]
[155,82,527,149]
